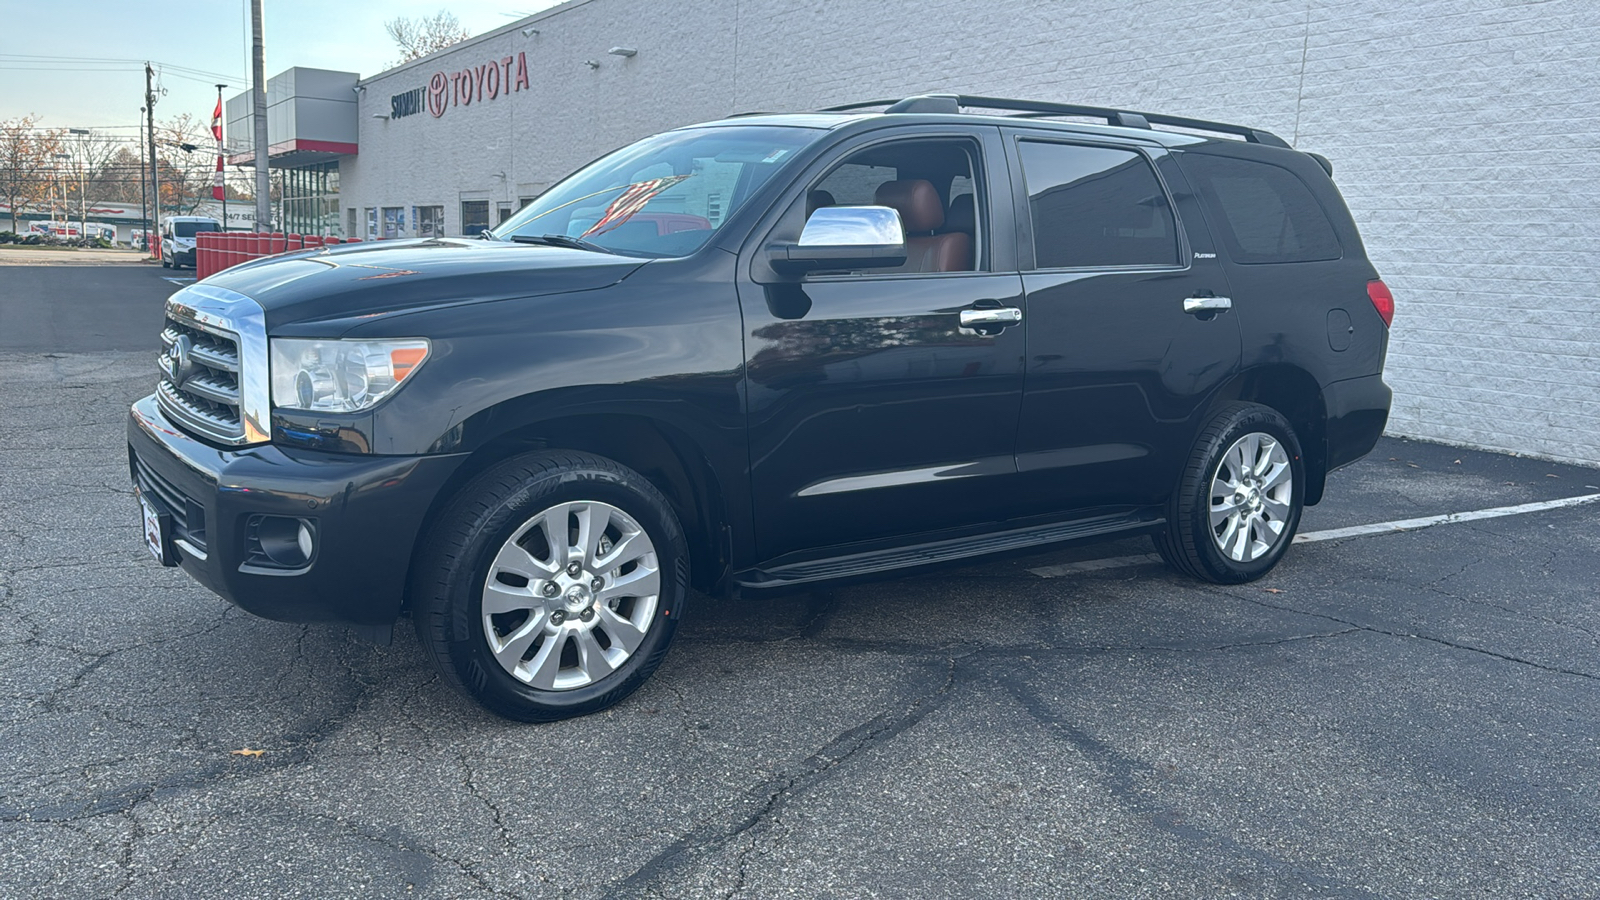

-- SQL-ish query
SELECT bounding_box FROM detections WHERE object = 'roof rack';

[819,94,1291,148]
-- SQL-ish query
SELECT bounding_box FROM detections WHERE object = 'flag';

[581,175,692,238]
[212,155,225,201]
[211,96,223,142]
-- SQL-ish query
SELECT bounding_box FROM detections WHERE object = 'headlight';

[270,338,430,412]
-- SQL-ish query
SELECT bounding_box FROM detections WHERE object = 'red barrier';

[189,231,347,278]
[195,233,210,280]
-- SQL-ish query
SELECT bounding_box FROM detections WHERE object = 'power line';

[0,54,242,82]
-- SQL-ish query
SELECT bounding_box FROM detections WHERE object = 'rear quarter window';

[1182,154,1341,264]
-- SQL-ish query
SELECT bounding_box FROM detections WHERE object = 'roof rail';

[819,94,1290,147]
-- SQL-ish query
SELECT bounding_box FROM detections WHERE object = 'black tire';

[161,251,170,269]
[1154,402,1305,584]
[412,451,689,722]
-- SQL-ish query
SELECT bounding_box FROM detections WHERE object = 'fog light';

[248,515,317,569]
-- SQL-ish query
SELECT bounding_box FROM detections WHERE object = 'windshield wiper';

[509,233,616,254]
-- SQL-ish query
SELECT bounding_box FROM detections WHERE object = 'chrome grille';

[157,318,244,443]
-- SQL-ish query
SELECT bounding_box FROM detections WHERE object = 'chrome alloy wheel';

[480,500,661,691]
[1209,432,1294,563]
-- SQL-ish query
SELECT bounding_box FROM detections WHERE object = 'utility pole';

[251,0,270,232]
[138,108,148,250]
[145,63,160,258]
[69,128,88,239]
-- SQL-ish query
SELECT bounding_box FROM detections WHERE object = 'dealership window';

[1181,153,1342,264]
[417,205,444,238]
[280,161,341,236]
[364,208,377,240]
[382,207,405,240]
[497,201,514,225]
[460,200,491,237]
[346,208,358,240]
[1018,141,1178,269]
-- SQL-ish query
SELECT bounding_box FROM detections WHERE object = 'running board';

[734,510,1163,592]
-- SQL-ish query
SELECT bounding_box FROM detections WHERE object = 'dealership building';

[226,0,1600,467]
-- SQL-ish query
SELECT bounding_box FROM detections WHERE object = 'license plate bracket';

[138,488,178,567]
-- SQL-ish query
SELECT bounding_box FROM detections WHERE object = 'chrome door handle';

[1182,295,1233,315]
[959,307,1023,327]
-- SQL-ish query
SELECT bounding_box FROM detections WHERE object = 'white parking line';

[1028,492,1600,578]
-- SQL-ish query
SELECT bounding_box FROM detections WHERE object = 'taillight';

[1367,279,1394,328]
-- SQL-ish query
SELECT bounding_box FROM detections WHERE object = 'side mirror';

[769,205,907,274]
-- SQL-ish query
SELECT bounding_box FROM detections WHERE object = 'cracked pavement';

[3,265,1600,898]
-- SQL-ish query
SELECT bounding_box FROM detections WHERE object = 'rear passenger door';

[1004,133,1242,517]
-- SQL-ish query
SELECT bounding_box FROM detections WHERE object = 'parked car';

[128,94,1392,721]
[160,215,220,269]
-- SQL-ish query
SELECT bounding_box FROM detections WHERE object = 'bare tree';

[385,11,471,64]
[154,114,213,215]
[57,129,124,219]
[86,146,147,205]
[0,116,63,233]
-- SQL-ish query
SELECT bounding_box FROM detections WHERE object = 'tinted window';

[1018,142,1178,269]
[173,221,216,238]
[1182,154,1341,264]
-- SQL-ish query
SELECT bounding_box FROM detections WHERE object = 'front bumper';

[127,394,467,625]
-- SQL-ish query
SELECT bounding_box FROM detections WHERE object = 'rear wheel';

[412,451,688,721]
[1154,403,1304,583]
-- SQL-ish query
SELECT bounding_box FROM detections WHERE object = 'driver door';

[738,126,1028,562]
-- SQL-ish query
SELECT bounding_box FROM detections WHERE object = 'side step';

[734,510,1163,592]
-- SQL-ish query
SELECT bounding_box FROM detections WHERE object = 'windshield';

[493,125,822,257]
[173,221,217,238]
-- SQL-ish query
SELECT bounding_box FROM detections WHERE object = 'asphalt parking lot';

[2,262,1599,898]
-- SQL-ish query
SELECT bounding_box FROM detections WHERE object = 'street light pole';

[51,153,70,236]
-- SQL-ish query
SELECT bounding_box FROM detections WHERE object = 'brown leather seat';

[874,179,972,273]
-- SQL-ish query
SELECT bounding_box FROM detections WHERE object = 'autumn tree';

[385,11,471,64]
[0,116,63,233]
[153,113,214,215]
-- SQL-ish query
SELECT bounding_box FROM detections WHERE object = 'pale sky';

[1,0,563,135]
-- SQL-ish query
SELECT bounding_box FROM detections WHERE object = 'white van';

[160,216,221,269]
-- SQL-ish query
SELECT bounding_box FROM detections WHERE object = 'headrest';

[806,189,836,216]
[943,193,976,235]
[874,179,944,233]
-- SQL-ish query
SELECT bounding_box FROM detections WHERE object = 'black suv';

[129,95,1392,721]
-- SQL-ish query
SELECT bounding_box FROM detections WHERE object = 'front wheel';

[412,451,689,721]
[1154,403,1304,584]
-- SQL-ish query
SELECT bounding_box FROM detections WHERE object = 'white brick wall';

[341,0,1600,466]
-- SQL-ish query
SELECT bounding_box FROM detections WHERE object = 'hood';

[202,237,648,331]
